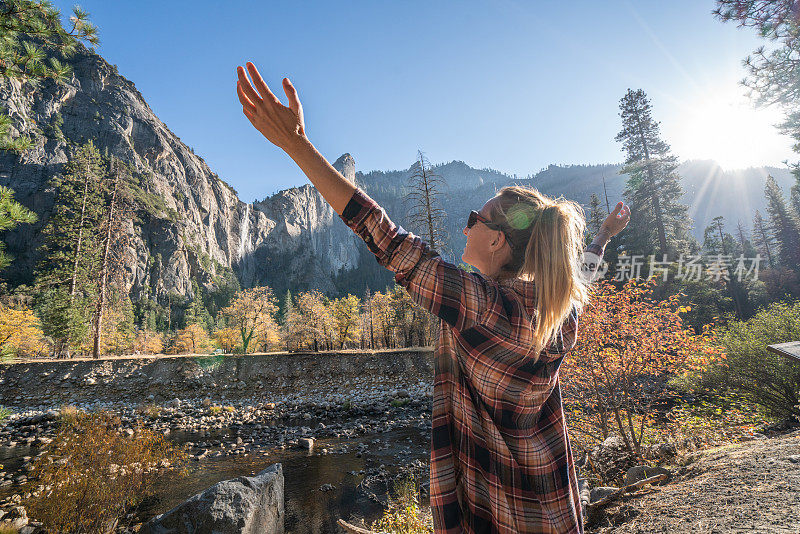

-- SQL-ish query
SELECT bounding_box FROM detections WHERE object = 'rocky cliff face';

[1,44,793,302]
[0,44,364,299]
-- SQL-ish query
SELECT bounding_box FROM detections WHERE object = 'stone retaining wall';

[0,349,434,409]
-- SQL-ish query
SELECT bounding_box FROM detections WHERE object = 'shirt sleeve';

[582,238,607,283]
[339,187,493,331]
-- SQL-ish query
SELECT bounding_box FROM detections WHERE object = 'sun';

[668,85,793,170]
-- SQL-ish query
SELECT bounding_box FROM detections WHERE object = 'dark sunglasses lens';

[467,211,477,228]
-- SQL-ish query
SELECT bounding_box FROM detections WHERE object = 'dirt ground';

[590,429,800,533]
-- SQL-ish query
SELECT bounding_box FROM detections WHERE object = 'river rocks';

[590,435,640,484]
[0,505,28,529]
[142,463,284,534]
[590,486,619,503]
[624,465,672,486]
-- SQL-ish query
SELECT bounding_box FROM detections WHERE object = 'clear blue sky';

[52,0,796,202]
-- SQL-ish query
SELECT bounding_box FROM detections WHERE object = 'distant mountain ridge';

[0,42,794,303]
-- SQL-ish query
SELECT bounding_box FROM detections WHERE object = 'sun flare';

[669,85,793,171]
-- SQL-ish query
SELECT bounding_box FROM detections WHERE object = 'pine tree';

[0,185,36,271]
[764,175,800,267]
[702,216,745,317]
[791,175,800,218]
[91,157,136,358]
[587,193,605,237]
[35,141,106,356]
[751,209,776,268]
[735,219,758,258]
[0,0,98,151]
[715,1,800,180]
[615,89,692,258]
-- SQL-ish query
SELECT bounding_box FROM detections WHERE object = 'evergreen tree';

[751,209,776,268]
[715,2,800,179]
[91,156,137,358]
[791,175,800,218]
[702,216,746,317]
[615,89,692,258]
[0,185,36,271]
[703,216,738,256]
[0,0,98,151]
[764,175,800,267]
[735,219,758,259]
[184,279,212,331]
[35,141,106,356]
[587,193,605,237]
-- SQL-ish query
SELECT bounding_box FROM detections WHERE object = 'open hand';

[236,62,305,151]
[599,201,631,240]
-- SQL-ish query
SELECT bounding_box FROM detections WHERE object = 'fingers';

[283,77,302,114]
[246,62,281,105]
[611,201,623,216]
[237,66,262,105]
[237,81,256,113]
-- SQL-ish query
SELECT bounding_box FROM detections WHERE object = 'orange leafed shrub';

[561,278,725,457]
[26,411,187,533]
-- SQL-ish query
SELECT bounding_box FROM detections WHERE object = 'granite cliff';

[0,44,795,303]
[0,43,366,299]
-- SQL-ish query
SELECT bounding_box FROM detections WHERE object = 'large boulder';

[142,463,283,534]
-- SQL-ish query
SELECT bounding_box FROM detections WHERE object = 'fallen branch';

[337,519,387,534]
[587,473,668,510]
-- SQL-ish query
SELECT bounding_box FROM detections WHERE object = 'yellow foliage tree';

[332,294,361,349]
[294,290,336,351]
[213,327,239,353]
[220,286,278,353]
[0,302,47,359]
[134,329,164,354]
[252,320,282,352]
[370,290,397,348]
[170,324,212,354]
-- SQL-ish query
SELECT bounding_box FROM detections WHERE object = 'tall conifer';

[615,89,692,258]
[764,175,800,267]
[35,141,106,356]
[751,209,776,268]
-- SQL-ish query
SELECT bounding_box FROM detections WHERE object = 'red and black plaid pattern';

[340,188,605,533]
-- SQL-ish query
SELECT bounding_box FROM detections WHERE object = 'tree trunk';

[635,114,669,257]
[70,160,93,302]
[92,167,118,359]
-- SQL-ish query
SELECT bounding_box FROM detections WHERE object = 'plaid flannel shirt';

[340,188,605,534]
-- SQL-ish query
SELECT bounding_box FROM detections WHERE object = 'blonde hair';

[489,185,590,357]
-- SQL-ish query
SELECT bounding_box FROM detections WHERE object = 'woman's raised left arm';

[236,62,356,215]
[237,61,493,331]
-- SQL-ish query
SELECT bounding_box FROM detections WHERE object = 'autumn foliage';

[0,302,47,359]
[26,410,187,533]
[561,278,725,456]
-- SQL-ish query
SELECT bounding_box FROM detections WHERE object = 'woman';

[236,62,630,534]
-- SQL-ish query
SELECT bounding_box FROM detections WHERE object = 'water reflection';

[140,427,430,534]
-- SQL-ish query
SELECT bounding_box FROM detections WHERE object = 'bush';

[370,475,432,534]
[695,300,800,421]
[26,411,188,533]
[561,278,725,457]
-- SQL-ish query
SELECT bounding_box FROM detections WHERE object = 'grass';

[390,398,411,408]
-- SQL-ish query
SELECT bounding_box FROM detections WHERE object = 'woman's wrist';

[596,228,612,245]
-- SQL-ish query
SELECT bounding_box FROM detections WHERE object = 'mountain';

[0,44,795,304]
[0,43,367,300]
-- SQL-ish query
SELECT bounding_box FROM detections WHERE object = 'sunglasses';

[467,211,515,250]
